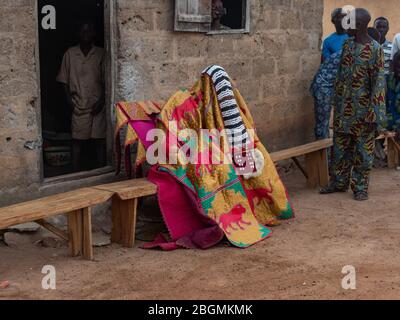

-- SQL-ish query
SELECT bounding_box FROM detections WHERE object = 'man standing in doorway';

[57,20,106,172]
[320,8,386,201]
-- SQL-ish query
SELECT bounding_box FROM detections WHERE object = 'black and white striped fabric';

[203,65,250,150]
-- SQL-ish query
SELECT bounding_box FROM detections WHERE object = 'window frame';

[174,0,250,34]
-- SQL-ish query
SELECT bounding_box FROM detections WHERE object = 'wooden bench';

[94,179,157,248]
[269,133,400,187]
[270,138,333,188]
[0,188,113,260]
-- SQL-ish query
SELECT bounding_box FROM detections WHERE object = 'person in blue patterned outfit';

[310,50,343,140]
[321,8,349,62]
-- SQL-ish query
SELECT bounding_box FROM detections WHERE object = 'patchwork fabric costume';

[115,66,294,250]
[331,38,386,193]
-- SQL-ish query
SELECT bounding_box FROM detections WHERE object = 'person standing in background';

[320,8,386,201]
[321,8,349,62]
[57,20,106,172]
[374,17,393,75]
[310,51,343,140]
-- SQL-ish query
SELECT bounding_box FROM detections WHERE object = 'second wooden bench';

[270,138,333,188]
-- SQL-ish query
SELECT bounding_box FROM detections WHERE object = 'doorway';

[37,0,108,178]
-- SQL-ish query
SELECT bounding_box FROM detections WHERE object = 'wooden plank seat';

[0,188,113,260]
[93,179,157,248]
[270,138,333,188]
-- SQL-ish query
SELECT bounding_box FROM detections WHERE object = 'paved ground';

[1,168,400,300]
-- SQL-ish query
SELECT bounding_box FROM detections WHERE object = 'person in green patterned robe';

[320,8,386,201]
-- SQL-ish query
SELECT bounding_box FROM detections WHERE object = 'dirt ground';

[1,168,400,300]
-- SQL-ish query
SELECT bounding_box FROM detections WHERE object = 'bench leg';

[68,208,93,260]
[318,148,330,187]
[82,207,93,260]
[123,198,138,248]
[387,138,399,169]
[68,210,83,257]
[111,195,123,244]
[305,149,329,188]
[111,196,138,248]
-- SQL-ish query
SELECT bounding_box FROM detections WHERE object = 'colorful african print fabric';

[115,66,294,249]
[155,69,294,247]
[333,38,386,134]
[386,73,400,131]
[332,128,376,193]
[310,51,342,139]
[330,38,386,193]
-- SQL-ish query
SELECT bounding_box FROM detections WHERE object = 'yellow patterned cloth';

[115,72,294,248]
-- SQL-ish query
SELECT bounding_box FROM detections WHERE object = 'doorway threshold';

[43,166,115,185]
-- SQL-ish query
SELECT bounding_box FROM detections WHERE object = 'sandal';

[319,183,348,194]
[354,191,369,201]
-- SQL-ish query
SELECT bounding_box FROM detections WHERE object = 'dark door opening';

[221,0,246,30]
[38,0,106,178]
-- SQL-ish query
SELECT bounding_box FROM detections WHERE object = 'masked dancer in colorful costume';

[115,66,294,250]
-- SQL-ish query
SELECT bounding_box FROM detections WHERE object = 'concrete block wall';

[0,0,323,206]
[116,0,323,151]
[0,0,42,205]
